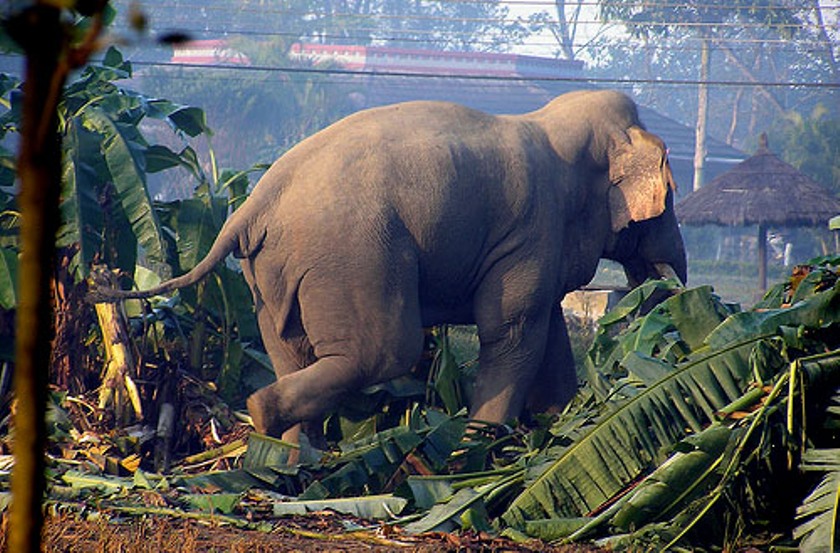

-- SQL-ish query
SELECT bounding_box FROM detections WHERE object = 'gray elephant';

[94,89,687,442]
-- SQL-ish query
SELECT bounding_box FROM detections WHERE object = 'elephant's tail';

[87,215,244,303]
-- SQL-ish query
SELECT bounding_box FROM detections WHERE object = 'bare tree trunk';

[809,0,839,84]
[726,87,744,145]
[10,5,64,552]
[553,0,576,61]
[758,223,768,292]
[8,5,107,550]
[716,41,784,114]
[693,36,710,191]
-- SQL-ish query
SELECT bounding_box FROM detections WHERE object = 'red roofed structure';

[171,39,251,66]
[288,43,583,79]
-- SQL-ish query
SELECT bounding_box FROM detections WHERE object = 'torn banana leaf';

[794,448,840,553]
[503,338,756,529]
[181,493,242,515]
[610,424,733,531]
[272,494,407,519]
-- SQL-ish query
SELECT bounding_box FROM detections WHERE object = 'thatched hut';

[676,134,840,291]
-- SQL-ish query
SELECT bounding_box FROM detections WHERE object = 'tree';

[589,0,836,189]
[1,2,109,550]
[769,104,840,196]
[135,0,530,53]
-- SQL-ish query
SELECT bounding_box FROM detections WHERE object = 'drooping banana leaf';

[794,448,840,553]
[706,281,840,350]
[0,247,17,310]
[585,284,731,394]
[84,107,168,266]
[59,121,136,279]
[610,424,733,531]
[502,337,758,528]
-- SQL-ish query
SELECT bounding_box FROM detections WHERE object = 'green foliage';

[0,47,266,405]
[769,105,840,196]
[3,262,837,550]
[599,0,800,39]
[794,448,840,552]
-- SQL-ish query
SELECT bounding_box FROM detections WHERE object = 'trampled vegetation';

[0,50,839,552]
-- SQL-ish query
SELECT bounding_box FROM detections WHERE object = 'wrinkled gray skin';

[100,90,686,442]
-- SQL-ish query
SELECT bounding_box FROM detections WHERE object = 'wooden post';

[693,36,710,192]
[758,223,768,292]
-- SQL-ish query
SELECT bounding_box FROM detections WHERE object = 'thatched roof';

[676,134,840,227]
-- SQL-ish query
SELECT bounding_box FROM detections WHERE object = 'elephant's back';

[242,99,560,298]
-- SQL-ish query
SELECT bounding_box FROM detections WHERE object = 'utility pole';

[693,35,710,191]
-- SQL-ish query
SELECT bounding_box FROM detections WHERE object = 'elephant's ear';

[607,126,675,233]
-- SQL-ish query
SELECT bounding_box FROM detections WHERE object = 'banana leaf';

[0,247,16,309]
[585,284,731,394]
[794,449,840,553]
[81,107,167,267]
[273,495,407,519]
[706,281,840,350]
[610,424,733,531]
[404,488,485,534]
[182,493,242,515]
[502,338,757,528]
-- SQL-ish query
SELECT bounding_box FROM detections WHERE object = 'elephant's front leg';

[526,306,578,414]
[469,303,553,425]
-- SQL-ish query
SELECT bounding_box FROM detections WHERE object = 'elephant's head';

[603,125,687,288]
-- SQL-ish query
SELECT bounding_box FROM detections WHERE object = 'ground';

[1,511,607,552]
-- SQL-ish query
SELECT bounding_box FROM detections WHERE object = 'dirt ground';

[2,511,607,553]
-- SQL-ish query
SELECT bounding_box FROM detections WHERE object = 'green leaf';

[244,433,300,468]
[406,476,456,511]
[611,425,732,531]
[169,106,211,138]
[0,247,17,309]
[272,494,407,519]
[62,470,131,494]
[523,518,590,541]
[793,448,839,552]
[102,45,129,71]
[177,468,286,494]
[182,493,242,515]
[665,286,731,350]
[59,122,110,278]
[171,196,227,271]
[144,144,184,173]
[404,488,484,534]
[598,279,681,327]
[707,283,840,349]
[502,339,757,528]
[81,106,167,266]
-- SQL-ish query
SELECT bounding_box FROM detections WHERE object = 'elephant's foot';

[247,385,294,438]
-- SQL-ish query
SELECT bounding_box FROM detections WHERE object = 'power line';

[130,59,840,88]
[109,21,837,51]
[134,2,839,31]
[138,0,840,15]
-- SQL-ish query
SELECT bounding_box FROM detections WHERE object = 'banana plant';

[0,48,269,414]
[501,268,840,548]
[58,46,214,281]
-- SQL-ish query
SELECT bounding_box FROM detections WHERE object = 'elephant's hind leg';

[249,249,425,437]
[249,300,318,461]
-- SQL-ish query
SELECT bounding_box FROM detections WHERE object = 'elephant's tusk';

[653,262,684,285]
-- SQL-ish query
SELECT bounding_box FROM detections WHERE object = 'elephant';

[93,89,687,442]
